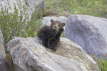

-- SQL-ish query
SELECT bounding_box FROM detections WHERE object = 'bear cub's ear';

[62,23,65,26]
[50,19,55,27]
[51,19,54,23]
[50,19,54,24]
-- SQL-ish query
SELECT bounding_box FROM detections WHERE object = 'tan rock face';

[7,37,99,71]
[55,38,99,71]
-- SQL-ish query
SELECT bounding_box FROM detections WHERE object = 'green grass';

[0,9,42,43]
[45,0,107,17]
[0,11,25,43]
[98,59,107,71]
[101,60,107,71]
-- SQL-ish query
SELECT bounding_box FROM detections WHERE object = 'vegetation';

[0,11,25,43]
[0,9,42,43]
[98,59,107,71]
[45,0,107,17]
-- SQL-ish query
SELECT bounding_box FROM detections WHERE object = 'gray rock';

[7,37,99,71]
[0,0,44,22]
[0,56,8,71]
[0,30,8,71]
[64,15,107,58]
[0,30,5,58]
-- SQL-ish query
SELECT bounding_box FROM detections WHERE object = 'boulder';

[64,15,107,58]
[7,37,99,71]
[0,30,5,58]
[0,56,8,71]
[0,30,8,71]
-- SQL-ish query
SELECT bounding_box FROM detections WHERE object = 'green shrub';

[0,11,26,43]
[0,9,42,43]
[98,59,107,71]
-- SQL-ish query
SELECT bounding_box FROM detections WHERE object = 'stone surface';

[0,56,8,71]
[0,30,8,71]
[7,37,99,71]
[55,38,99,71]
[64,15,107,58]
[0,0,44,22]
[0,30,5,58]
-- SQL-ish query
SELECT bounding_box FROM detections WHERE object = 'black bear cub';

[37,20,65,50]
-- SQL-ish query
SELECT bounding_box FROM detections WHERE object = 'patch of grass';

[0,8,42,43]
[0,11,26,43]
[98,59,107,71]
[27,19,42,36]
[45,0,107,17]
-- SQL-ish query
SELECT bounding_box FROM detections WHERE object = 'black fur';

[37,25,64,50]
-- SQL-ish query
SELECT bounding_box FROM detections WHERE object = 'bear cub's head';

[50,20,65,32]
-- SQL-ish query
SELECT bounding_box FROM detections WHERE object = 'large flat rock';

[7,37,99,71]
